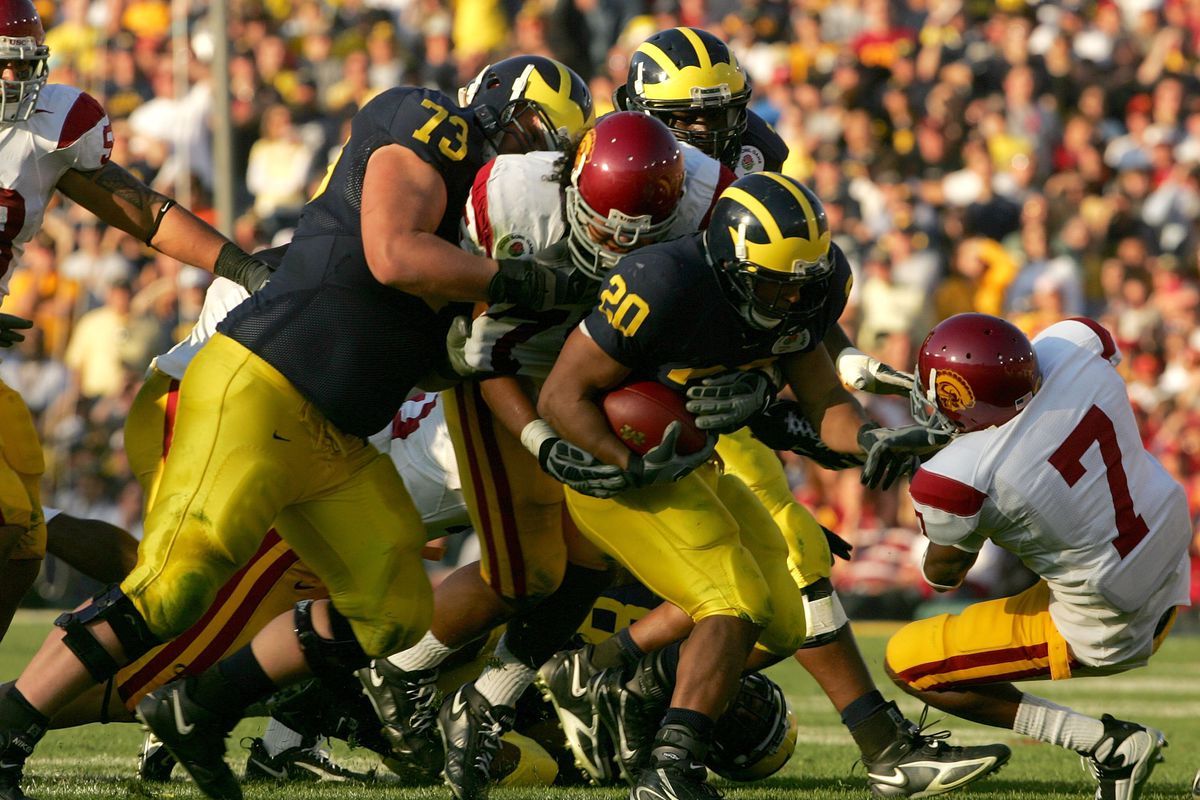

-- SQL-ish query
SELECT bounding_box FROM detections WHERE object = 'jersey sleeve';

[816,244,854,339]
[461,158,499,257]
[58,91,112,171]
[580,250,685,369]
[1033,317,1121,366]
[382,88,477,172]
[909,466,988,552]
[744,111,790,173]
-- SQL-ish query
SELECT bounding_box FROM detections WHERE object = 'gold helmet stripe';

[521,60,589,137]
[759,172,821,243]
[639,41,684,79]
[677,26,713,70]
[722,185,830,269]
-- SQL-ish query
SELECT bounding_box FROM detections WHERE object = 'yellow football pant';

[442,382,566,601]
[716,427,832,589]
[120,334,429,657]
[566,462,806,657]
[0,378,46,561]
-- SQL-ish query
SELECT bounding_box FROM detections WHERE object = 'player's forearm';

[818,397,873,454]
[148,204,230,271]
[373,231,497,301]
[537,383,631,470]
[479,376,539,441]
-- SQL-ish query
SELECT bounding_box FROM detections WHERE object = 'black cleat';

[438,683,516,800]
[1081,714,1166,800]
[136,732,176,781]
[135,678,242,800]
[242,736,374,782]
[632,756,722,800]
[538,646,617,784]
[0,738,32,800]
[592,668,666,786]
[358,660,443,781]
[864,710,1010,798]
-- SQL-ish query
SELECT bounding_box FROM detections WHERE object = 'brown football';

[602,380,707,456]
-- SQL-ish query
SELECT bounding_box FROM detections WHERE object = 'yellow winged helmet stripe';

[636,42,746,103]
[722,186,831,271]
[522,62,589,137]
[761,172,821,243]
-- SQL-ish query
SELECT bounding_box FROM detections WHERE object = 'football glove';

[857,423,953,491]
[445,316,476,377]
[214,242,275,292]
[836,347,915,397]
[521,419,630,498]
[684,371,774,432]
[822,526,853,562]
[489,241,597,311]
[0,313,33,347]
[626,421,718,487]
[748,400,865,470]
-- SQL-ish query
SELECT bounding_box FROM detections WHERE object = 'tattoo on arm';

[76,162,165,211]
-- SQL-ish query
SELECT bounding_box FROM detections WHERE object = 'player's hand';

[836,347,915,396]
[538,438,631,498]
[490,242,597,311]
[684,370,774,432]
[445,316,476,377]
[0,313,33,347]
[627,421,717,487]
[822,526,853,561]
[748,400,865,470]
[857,424,953,491]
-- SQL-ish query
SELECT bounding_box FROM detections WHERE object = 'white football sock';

[473,634,536,708]
[261,718,305,757]
[389,630,455,672]
[1013,693,1105,754]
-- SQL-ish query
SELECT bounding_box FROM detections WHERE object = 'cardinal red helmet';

[911,313,1042,434]
[565,111,686,279]
[0,0,48,123]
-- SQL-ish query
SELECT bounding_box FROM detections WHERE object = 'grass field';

[1,611,1196,800]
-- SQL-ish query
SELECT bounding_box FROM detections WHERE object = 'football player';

[614,26,787,177]
[535,173,999,800]
[359,111,734,800]
[0,0,274,644]
[0,54,592,800]
[885,314,1190,800]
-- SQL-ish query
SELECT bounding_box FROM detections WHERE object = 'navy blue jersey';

[736,110,790,175]
[220,87,489,437]
[581,234,852,390]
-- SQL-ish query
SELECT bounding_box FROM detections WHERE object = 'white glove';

[836,347,915,396]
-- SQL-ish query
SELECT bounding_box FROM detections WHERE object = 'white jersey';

[367,392,467,538]
[911,318,1191,667]
[152,277,249,379]
[0,84,112,299]
[460,144,731,380]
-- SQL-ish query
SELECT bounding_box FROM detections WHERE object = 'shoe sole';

[535,669,615,785]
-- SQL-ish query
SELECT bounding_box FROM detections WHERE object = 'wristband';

[520,418,558,460]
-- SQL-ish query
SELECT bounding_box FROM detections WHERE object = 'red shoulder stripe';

[909,468,987,517]
[1066,316,1117,361]
[58,92,106,150]
[469,158,498,255]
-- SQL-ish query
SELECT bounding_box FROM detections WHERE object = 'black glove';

[626,421,717,487]
[822,526,853,562]
[748,400,865,470]
[857,423,953,491]
[0,313,33,347]
[538,437,631,498]
[214,242,275,292]
[684,370,773,432]
[488,241,596,311]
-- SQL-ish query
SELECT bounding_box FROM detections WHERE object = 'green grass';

[2,611,1197,799]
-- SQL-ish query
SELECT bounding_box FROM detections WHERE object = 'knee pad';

[54,586,162,683]
[293,599,370,682]
[798,579,849,649]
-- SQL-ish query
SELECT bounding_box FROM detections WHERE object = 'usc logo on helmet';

[935,370,975,413]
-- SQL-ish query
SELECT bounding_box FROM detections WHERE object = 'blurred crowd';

[14,0,1200,614]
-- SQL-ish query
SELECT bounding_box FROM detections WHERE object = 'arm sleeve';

[909,466,988,552]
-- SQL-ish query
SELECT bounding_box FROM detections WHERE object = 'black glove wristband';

[214,242,274,292]
[487,259,543,308]
[856,422,882,452]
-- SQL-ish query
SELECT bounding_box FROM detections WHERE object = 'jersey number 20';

[1048,404,1149,558]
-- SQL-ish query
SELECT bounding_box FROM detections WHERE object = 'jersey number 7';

[1048,404,1149,558]
[413,99,469,162]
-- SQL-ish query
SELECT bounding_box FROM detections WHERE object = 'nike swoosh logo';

[171,691,195,735]
[615,694,638,762]
[272,431,291,441]
[294,581,318,590]
[369,667,387,688]
[868,768,908,787]
[450,692,469,718]
[570,660,589,698]
[250,758,288,779]
[0,761,24,770]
